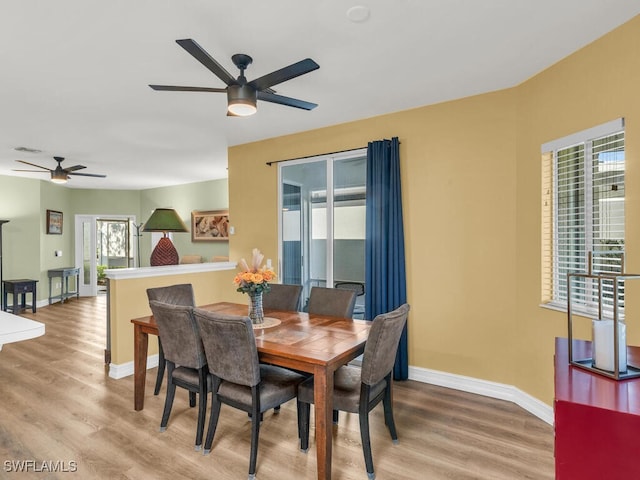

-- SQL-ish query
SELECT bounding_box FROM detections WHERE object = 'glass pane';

[333,155,366,317]
[281,160,327,308]
[83,221,91,286]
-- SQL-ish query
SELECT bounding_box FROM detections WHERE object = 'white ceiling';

[1,1,638,190]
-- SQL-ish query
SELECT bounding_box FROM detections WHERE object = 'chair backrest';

[334,281,365,296]
[148,301,206,369]
[262,283,303,311]
[146,283,196,307]
[360,304,410,386]
[307,286,357,318]
[193,309,260,387]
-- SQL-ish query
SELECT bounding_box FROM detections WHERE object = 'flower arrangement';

[233,248,276,294]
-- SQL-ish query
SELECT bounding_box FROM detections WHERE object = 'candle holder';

[567,269,640,380]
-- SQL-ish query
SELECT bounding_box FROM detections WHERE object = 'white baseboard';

[108,358,553,425]
[109,354,158,380]
[409,366,554,425]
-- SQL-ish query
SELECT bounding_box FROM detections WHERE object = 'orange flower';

[234,248,277,293]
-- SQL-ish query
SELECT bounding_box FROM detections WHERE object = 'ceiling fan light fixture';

[227,84,257,116]
[51,171,68,184]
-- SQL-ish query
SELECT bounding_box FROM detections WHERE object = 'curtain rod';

[265,146,366,166]
[265,140,400,166]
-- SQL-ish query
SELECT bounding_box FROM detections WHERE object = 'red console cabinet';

[554,337,640,479]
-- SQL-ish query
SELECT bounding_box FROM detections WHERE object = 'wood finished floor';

[0,296,554,479]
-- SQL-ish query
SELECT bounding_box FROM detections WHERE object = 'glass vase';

[248,291,265,325]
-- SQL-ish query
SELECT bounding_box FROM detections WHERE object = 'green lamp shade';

[142,208,188,233]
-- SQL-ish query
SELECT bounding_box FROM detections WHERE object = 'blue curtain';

[365,137,408,380]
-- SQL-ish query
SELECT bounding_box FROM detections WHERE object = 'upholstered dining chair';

[146,284,196,395]
[335,281,366,318]
[306,286,357,318]
[262,283,303,311]
[193,309,305,480]
[298,303,410,480]
[148,300,209,451]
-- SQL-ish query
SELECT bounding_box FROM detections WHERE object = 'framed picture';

[191,210,229,241]
[46,210,63,235]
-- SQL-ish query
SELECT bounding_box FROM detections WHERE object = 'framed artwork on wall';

[191,210,229,241]
[46,210,63,235]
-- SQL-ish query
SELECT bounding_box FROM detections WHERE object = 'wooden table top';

[132,301,371,369]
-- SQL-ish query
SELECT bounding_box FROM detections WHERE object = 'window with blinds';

[541,119,625,313]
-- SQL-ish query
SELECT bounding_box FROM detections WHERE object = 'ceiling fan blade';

[15,160,51,171]
[176,39,236,86]
[257,91,318,110]
[149,85,227,93]
[12,169,48,173]
[249,58,319,91]
[65,165,87,172]
[68,172,106,178]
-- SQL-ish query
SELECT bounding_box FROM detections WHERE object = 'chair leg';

[153,340,165,395]
[359,409,375,480]
[248,386,261,480]
[195,368,208,451]
[333,409,339,424]
[189,391,196,408]
[382,380,398,443]
[160,363,177,432]
[359,386,375,479]
[299,400,310,452]
[203,379,222,454]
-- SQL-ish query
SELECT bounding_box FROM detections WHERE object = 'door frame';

[277,148,366,305]
[74,214,136,297]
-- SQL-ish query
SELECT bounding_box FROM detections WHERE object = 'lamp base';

[150,237,179,266]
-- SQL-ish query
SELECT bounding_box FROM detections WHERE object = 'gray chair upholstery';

[298,303,410,480]
[335,281,366,318]
[193,308,305,480]
[262,283,303,311]
[148,300,209,451]
[307,286,357,318]
[146,284,196,395]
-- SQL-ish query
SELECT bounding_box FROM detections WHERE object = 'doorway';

[75,215,136,296]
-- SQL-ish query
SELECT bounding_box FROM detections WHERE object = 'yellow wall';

[230,89,519,383]
[513,16,640,402]
[229,15,640,405]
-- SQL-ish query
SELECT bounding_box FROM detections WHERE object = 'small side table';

[3,279,38,314]
[47,268,80,305]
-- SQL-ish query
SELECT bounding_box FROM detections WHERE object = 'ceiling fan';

[149,38,320,116]
[14,156,106,184]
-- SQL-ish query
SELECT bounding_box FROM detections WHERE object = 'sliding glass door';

[279,149,366,313]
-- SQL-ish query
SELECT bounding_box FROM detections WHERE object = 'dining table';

[131,301,371,480]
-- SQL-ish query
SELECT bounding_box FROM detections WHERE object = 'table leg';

[313,365,334,480]
[133,324,149,411]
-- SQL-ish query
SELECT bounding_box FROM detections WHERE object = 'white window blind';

[541,119,625,314]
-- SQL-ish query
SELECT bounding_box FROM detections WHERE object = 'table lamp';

[142,208,188,266]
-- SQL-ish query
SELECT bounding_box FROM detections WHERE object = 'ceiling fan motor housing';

[227,84,257,116]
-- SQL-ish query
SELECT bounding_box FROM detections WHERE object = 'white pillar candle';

[592,319,627,372]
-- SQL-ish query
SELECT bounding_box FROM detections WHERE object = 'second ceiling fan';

[14,156,106,184]
[149,39,320,116]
